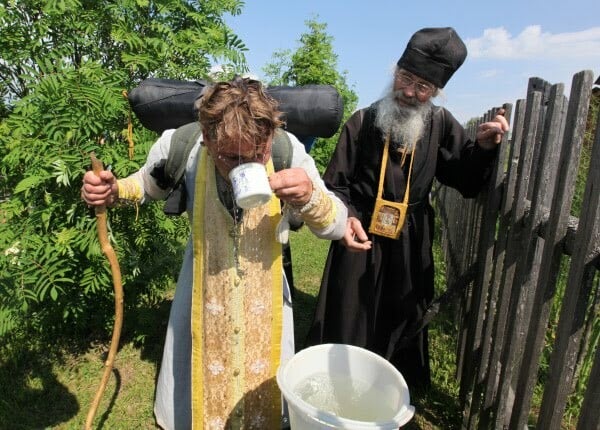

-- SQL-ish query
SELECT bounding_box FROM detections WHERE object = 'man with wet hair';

[82,77,347,429]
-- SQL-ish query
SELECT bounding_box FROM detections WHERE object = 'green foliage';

[261,49,293,87]
[0,0,247,101]
[0,0,247,345]
[281,18,341,86]
[571,91,599,217]
[263,16,358,173]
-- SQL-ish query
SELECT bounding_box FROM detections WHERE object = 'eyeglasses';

[395,73,435,97]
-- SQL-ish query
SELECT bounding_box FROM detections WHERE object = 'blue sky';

[224,0,600,124]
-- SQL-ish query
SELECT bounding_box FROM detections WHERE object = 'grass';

[288,228,329,346]
[0,302,168,429]
[0,227,461,429]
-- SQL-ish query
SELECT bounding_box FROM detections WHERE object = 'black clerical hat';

[397,27,467,89]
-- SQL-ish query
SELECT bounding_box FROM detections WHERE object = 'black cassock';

[305,101,498,391]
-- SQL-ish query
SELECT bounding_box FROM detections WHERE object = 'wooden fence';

[433,69,599,429]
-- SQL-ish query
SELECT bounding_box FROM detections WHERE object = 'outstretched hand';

[476,108,510,150]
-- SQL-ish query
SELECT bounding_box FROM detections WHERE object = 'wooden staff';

[85,152,124,429]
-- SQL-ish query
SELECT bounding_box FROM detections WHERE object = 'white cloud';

[209,64,224,75]
[466,25,600,60]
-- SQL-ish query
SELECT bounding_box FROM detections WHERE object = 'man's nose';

[402,85,416,98]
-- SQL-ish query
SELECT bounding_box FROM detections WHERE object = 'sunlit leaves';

[42,0,83,14]
[51,159,72,187]
[262,16,358,173]
[14,175,46,194]
[0,0,242,342]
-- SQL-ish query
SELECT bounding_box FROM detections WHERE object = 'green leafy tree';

[0,0,248,344]
[263,17,358,172]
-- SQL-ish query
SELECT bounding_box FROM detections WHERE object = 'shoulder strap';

[165,122,203,188]
[271,128,293,171]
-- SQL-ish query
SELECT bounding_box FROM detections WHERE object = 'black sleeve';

[435,108,498,198]
[322,109,364,218]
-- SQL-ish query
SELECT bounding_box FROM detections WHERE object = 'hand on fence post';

[476,108,510,150]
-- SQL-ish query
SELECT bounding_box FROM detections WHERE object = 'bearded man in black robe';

[306,27,510,391]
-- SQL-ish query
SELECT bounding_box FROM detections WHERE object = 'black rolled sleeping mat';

[127,78,344,140]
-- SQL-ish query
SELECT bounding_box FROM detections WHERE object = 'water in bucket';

[293,372,398,421]
[277,344,415,429]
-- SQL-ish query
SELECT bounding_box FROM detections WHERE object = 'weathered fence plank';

[462,99,526,429]
[458,105,513,426]
[456,195,480,383]
[496,83,567,427]
[526,77,553,200]
[536,70,597,429]
[507,83,570,429]
[480,89,543,428]
[457,110,491,380]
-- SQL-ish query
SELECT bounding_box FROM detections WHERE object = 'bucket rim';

[276,343,415,429]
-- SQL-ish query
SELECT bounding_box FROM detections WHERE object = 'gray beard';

[374,91,432,150]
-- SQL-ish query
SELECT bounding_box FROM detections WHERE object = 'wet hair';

[197,77,284,153]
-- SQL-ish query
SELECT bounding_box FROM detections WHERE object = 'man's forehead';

[398,69,434,86]
[211,135,271,154]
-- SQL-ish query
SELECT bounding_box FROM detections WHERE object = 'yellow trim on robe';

[191,149,207,428]
[191,149,283,429]
[267,161,283,430]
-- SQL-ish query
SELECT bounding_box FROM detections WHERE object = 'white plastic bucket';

[277,344,415,429]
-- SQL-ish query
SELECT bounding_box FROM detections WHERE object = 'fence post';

[480,88,543,428]
[467,98,526,428]
[494,82,567,427]
[458,105,512,426]
[456,113,485,386]
[507,83,569,428]
[526,77,553,200]
[536,69,596,430]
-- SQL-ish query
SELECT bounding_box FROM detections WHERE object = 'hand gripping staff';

[85,153,124,429]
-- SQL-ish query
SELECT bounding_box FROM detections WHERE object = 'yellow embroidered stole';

[191,148,283,429]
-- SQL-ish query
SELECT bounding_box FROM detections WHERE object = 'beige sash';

[368,136,416,240]
[191,148,283,429]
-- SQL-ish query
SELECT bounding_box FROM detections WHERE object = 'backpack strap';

[164,122,203,189]
[269,129,296,295]
[271,128,293,171]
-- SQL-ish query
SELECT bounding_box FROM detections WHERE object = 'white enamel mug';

[228,162,272,209]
